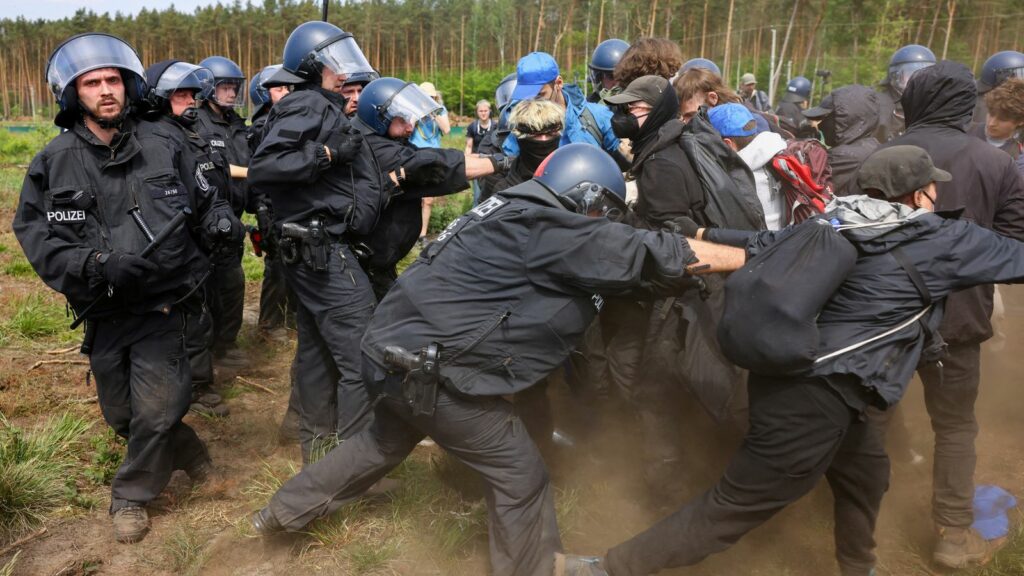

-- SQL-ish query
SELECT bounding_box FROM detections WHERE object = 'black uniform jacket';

[822,85,881,197]
[248,86,385,237]
[361,179,698,397]
[355,120,468,272]
[14,118,227,316]
[888,60,1024,344]
[195,105,249,215]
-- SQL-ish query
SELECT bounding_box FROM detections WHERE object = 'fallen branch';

[236,376,274,394]
[0,527,48,558]
[29,359,89,371]
[45,345,80,355]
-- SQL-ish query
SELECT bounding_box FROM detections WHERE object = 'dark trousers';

[209,248,245,353]
[285,243,375,460]
[88,310,209,512]
[919,342,982,528]
[257,251,296,331]
[605,375,889,576]
[268,380,562,576]
[185,299,214,393]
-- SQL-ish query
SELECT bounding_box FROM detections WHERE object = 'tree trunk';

[700,0,709,56]
[926,0,942,49]
[941,0,956,60]
[772,0,799,98]
[800,0,828,76]
[723,0,736,78]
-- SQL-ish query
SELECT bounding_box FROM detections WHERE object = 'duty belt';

[279,217,374,271]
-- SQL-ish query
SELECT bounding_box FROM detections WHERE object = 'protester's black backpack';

[717,217,858,375]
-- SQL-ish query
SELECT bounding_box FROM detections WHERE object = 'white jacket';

[737,131,787,230]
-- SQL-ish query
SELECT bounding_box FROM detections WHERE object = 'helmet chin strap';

[171,106,199,127]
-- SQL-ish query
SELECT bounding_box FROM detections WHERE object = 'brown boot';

[933,525,996,568]
[112,506,149,543]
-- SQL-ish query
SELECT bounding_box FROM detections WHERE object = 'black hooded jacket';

[820,85,881,196]
[887,60,1024,345]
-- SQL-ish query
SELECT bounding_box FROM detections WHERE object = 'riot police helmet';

[681,57,721,77]
[281,21,374,84]
[533,143,627,218]
[249,64,283,116]
[886,45,936,96]
[357,77,442,136]
[589,39,630,86]
[784,76,813,101]
[144,60,214,121]
[46,33,148,128]
[495,73,518,112]
[979,51,1024,94]
[198,56,246,108]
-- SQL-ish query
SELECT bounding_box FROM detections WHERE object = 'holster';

[279,237,300,265]
[383,343,443,417]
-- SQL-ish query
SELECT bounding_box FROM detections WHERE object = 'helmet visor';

[154,63,214,100]
[889,61,933,93]
[47,34,145,101]
[315,35,375,77]
[995,66,1024,86]
[562,183,627,220]
[386,82,442,125]
[209,77,245,108]
[495,78,517,110]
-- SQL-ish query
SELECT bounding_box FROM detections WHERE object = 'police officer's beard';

[80,99,127,131]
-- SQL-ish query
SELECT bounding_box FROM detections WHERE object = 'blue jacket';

[503,84,620,156]
[409,106,447,149]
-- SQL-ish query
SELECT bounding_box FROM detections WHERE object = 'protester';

[804,84,882,196]
[613,37,684,88]
[738,72,770,112]
[972,77,1024,160]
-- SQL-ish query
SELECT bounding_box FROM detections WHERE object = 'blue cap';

[708,103,757,137]
[511,52,560,100]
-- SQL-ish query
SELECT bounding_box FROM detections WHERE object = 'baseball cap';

[740,72,757,85]
[604,75,669,106]
[857,145,952,199]
[708,103,758,137]
[511,52,560,101]
[803,93,835,119]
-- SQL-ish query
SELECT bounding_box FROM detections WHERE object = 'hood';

[632,81,682,157]
[901,61,976,132]
[825,194,932,250]
[824,85,881,146]
[737,131,787,170]
[561,83,587,113]
[500,178,569,211]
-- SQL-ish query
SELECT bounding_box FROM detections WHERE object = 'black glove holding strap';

[324,128,364,166]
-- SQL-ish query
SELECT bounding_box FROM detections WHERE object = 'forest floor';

[1,160,1024,576]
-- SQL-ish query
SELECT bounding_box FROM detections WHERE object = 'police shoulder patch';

[470,196,507,219]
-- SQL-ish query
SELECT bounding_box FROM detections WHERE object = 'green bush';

[83,427,124,486]
[0,292,78,346]
[0,413,91,540]
[426,191,474,234]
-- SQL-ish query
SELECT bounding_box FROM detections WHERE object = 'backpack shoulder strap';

[890,246,932,306]
[578,106,606,147]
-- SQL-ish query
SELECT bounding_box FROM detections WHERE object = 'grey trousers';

[268,381,562,576]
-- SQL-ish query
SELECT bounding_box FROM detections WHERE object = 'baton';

[70,207,192,330]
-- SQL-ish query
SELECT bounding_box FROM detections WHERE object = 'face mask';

[611,110,640,139]
[518,137,560,171]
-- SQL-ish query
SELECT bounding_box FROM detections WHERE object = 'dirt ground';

[1,239,1023,575]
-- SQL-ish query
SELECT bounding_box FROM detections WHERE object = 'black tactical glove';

[324,128,364,166]
[205,209,245,250]
[666,216,701,238]
[487,153,514,174]
[95,252,158,289]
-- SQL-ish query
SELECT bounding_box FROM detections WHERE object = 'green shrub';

[426,191,473,234]
[83,427,124,486]
[0,292,77,346]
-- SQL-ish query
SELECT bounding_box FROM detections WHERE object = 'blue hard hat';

[281,21,374,84]
[534,143,626,217]
[979,51,1024,93]
[199,56,245,108]
[785,76,812,100]
[681,57,721,77]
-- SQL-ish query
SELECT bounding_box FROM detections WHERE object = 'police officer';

[875,44,935,142]
[774,75,817,138]
[248,21,383,461]
[14,33,241,543]
[353,77,505,299]
[143,59,241,417]
[973,50,1024,126]
[196,55,249,369]
[250,143,745,576]
[248,64,296,343]
[340,70,379,117]
[588,38,630,103]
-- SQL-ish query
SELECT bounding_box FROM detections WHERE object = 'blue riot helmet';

[198,56,245,108]
[534,143,627,218]
[681,57,721,77]
[783,76,813,102]
[886,44,935,96]
[357,77,443,136]
[249,64,283,117]
[979,51,1024,94]
[46,33,148,128]
[281,21,375,84]
[144,60,214,124]
[589,39,630,87]
[494,73,518,114]
[344,70,381,87]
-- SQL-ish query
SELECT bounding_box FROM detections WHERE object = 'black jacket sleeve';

[249,105,332,188]
[635,154,704,229]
